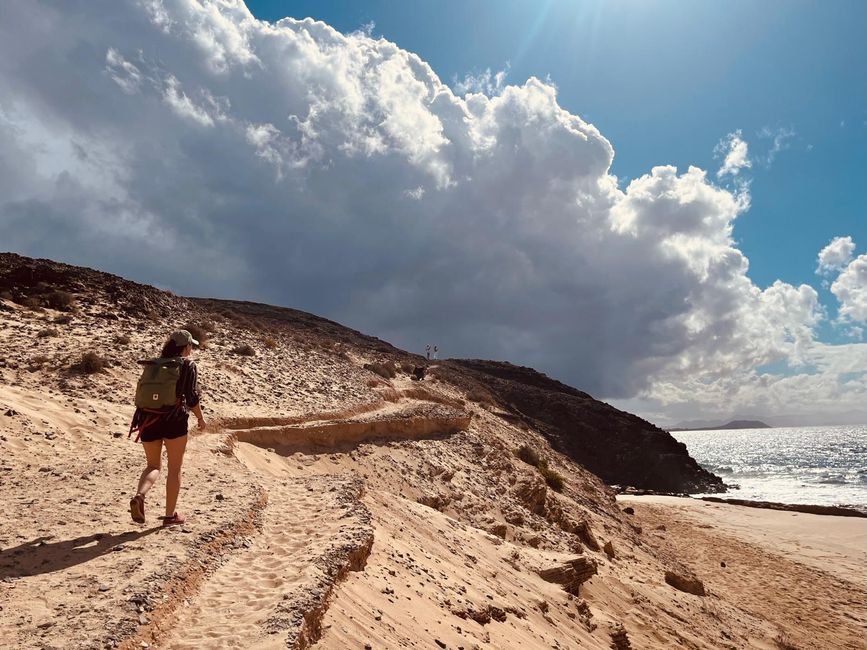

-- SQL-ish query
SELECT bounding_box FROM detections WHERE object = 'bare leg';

[136,440,163,497]
[164,435,188,517]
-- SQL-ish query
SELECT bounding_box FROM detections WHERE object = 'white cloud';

[453,64,510,97]
[715,130,751,178]
[832,254,867,323]
[0,0,862,425]
[816,235,855,274]
[758,125,795,165]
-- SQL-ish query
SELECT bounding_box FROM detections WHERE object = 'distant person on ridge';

[433,345,438,360]
[128,329,207,526]
[425,344,431,360]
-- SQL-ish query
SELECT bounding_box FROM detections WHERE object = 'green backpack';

[135,358,183,409]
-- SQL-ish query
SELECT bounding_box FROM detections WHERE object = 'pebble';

[98,584,110,592]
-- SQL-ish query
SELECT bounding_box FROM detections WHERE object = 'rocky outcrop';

[445,359,724,494]
[664,570,706,596]
[536,556,597,595]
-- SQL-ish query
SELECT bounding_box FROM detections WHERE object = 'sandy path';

[161,445,356,650]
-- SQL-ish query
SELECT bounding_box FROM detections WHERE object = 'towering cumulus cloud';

[0,0,864,422]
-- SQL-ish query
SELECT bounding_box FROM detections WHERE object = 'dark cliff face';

[447,359,725,494]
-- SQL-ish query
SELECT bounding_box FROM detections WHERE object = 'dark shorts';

[139,414,189,443]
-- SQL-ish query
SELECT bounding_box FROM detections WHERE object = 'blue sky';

[250,0,866,339]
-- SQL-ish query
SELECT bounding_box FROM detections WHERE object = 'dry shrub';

[183,323,210,348]
[516,445,565,491]
[516,444,541,467]
[37,328,59,338]
[115,334,131,345]
[537,460,565,492]
[366,378,382,388]
[31,355,51,365]
[79,351,107,374]
[466,388,495,406]
[262,336,278,350]
[400,362,415,374]
[46,290,76,311]
[231,344,256,356]
[22,296,42,310]
[53,314,73,324]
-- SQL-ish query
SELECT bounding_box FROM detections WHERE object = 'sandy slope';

[2,282,865,650]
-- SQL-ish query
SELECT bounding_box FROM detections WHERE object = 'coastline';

[618,494,867,583]
[698,495,867,517]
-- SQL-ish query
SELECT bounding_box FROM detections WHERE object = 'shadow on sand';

[0,527,161,578]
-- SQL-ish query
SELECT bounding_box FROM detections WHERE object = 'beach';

[619,495,866,648]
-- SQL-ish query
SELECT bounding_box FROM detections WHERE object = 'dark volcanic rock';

[446,359,724,494]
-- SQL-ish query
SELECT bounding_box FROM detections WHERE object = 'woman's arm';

[184,361,207,430]
[191,403,206,430]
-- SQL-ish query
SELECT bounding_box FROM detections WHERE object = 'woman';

[129,329,207,526]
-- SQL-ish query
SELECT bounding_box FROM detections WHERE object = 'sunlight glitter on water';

[671,425,867,508]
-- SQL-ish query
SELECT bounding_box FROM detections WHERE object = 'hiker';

[433,345,438,360]
[128,329,206,526]
[425,344,431,360]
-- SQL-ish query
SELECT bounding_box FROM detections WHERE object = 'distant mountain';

[669,419,770,432]
[671,410,867,430]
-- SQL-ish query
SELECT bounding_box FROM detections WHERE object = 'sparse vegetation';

[183,323,211,348]
[53,314,73,324]
[45,290,76,311]
[114,334,131,345]
[231,344,256,356]
[30,355,51,365]
[79,351,108,374]
[516,444,541,467]
[263,336,278,350]
[515,445,565,492]
[466,388,494,407]
[537,460,565,492]
[37,328,59,338]
[400,362,415,374]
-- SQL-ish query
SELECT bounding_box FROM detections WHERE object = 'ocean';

[671,425,867,509]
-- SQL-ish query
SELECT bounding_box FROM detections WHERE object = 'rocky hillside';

[0,252,721,494]
[7,252,855,650]
[445,360,722,493]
